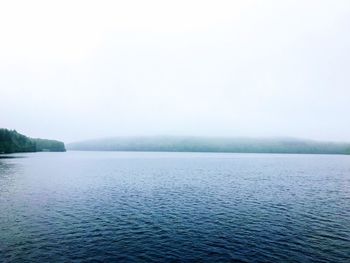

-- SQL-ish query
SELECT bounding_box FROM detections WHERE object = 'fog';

[1,0,350,143]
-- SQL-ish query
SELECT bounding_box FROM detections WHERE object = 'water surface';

[0,152,349,262]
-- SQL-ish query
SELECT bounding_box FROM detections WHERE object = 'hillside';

[0,129,66,154]
[67,136,350,155]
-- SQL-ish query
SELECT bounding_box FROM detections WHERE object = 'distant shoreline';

[0,129,66,154]
[65,149,350,156]
[67,136,350,155]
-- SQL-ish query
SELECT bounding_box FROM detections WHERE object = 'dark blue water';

[0,152,349,262]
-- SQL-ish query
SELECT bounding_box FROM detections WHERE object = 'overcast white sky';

[1,0,350,143]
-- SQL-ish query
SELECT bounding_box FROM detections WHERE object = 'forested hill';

[0,129,66,154]
[67,136,350,155]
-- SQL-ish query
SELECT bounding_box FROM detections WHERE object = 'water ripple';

[0,152,349,262]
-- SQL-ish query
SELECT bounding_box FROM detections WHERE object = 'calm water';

[0,152,349,262]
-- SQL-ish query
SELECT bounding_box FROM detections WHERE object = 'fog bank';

[1,1,350,142]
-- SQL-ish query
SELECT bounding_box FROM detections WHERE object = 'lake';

[0,151,349,262]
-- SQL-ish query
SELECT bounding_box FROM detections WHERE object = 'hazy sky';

[1,0,350,143]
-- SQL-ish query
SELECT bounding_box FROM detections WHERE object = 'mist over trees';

[67,136,350,155]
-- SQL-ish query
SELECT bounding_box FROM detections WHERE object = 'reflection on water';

[0,152,350,262]
[0,159,22,188]
[0,156,26,159]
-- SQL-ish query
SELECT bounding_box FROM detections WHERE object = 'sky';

[0,0,350,143]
